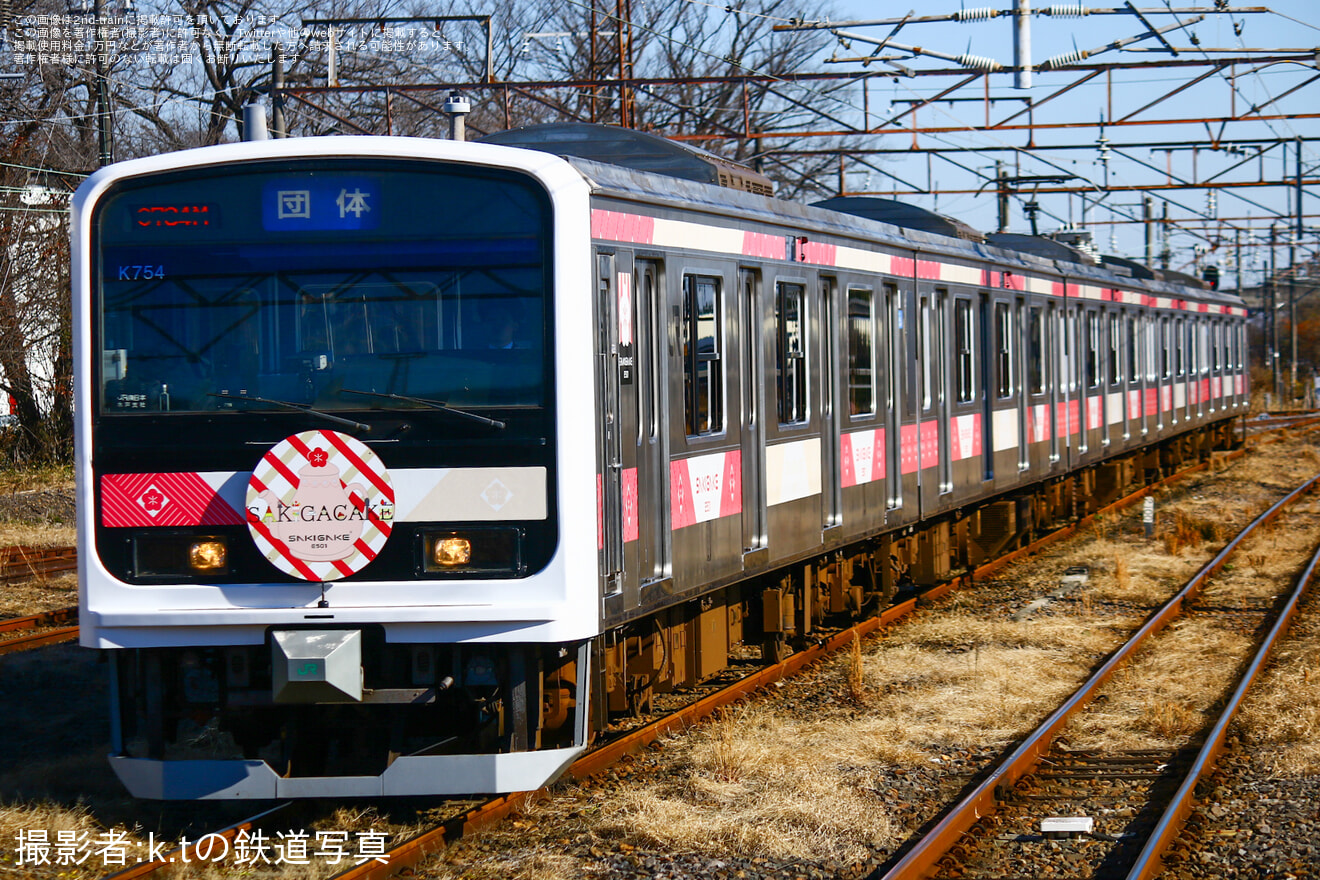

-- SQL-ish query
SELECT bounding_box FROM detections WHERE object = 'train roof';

[542,144,1242,311]
[810,196,985,243]
[478,123,775,197]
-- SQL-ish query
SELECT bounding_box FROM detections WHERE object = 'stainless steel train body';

[73,135,1247,800]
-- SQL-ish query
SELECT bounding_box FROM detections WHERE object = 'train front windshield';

[93,160,551,417]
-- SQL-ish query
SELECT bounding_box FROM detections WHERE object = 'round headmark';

[246,430,395,581]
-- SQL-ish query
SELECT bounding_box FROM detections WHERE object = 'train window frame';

[774,279,809,426]
[994,301,1013,400]
[1174,317,1185,377]
[1027,304,1045,396]
[1108,311,1122,386]
[1084,309,1100,390]
[954,297,975,404]
[846,286,876,418]
[681,273,725,438]
[919,294,933,412]
[1160,317,1171,380]
[1127,314,1139,383]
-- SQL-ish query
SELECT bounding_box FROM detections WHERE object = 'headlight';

[189,539,227,571]
[421,529,521,576]
[433,536,472,567]
[133,534,230,578]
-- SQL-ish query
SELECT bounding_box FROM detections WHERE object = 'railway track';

[0,543,76,582]
[0,545,78,654]
[876,472,1320,880]
[295,441,1294,880]
[13,418,1318,876]
[101,803,295,879]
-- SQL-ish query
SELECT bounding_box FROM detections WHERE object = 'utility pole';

[92,0,114,165]
[1159,202,1170,271]
[1143,195,1153,265]
[996,160,1009,232]
[1270,223,1280,397]
[1297,137,1306,403]
[271,45,286,138]
[1290,235,1297,399]
[1013,0,1032,90]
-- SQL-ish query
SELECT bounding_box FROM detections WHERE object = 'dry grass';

[0,465,73,496]
[860,614,1135,750]
[1235,615,1320,778]
[0,522,75,547]
[591,708,898,864]
[1161,510,1225,556]
[1066,618,1252,751]
[0,572,78,618]
[846,632,866,703]
[0,800,108,879]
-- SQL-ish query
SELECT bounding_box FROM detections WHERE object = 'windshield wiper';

[208,393,372,434]
[340,389,506,430]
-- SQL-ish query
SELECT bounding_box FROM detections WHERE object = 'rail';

[874,471,1320,880]
[322,443,1296,880]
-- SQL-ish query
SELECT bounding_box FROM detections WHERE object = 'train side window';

[1108,312,1121,385]
[1127,315,1138,382]
[846,287,876,417]
[1174,318,1185,377]
[775,281,808,425]
[995,301,1013,399]
[920,296,933,411]
[1085,311,1099,389]
[954,298,974,403]
[1027,305,1045,395]
[682,274,724,437]
[1160,318,1171,380]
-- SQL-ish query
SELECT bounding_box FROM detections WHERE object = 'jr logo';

[296,662,319,677]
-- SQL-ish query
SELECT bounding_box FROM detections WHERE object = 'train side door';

[884,284,905,513]
[1047,300,1060,468]
[739,268,768,565]
[821,276,843,536]
[916,288,949,516]
[594,251,624,599]
[1016,297,1029,472]
[636,259,671,587]
[979,293,995,482]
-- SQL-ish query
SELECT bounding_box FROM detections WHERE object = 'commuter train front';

[74,138,600,798]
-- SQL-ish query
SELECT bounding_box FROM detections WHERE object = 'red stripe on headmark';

[248,517,321,581]
[262,447,303,489]
[321,431,395,502]
[347,489,393,536]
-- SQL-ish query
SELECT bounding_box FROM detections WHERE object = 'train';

[72,124,1248,799]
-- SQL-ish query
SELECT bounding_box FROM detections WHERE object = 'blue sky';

[804,2,1320,281]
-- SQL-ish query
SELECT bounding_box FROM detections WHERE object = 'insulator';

[957,53,1003,71]
[1038,4,1089,17]
[1042,48,1088,69]
[953,7,999,21]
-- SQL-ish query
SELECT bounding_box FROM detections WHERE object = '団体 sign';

[261,178,380,231]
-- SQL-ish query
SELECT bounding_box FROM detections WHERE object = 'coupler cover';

[271,629,363,703]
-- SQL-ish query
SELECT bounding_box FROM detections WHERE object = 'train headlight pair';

[421,528,522,576]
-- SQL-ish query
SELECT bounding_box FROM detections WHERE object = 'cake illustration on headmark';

[246,431,395,579]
